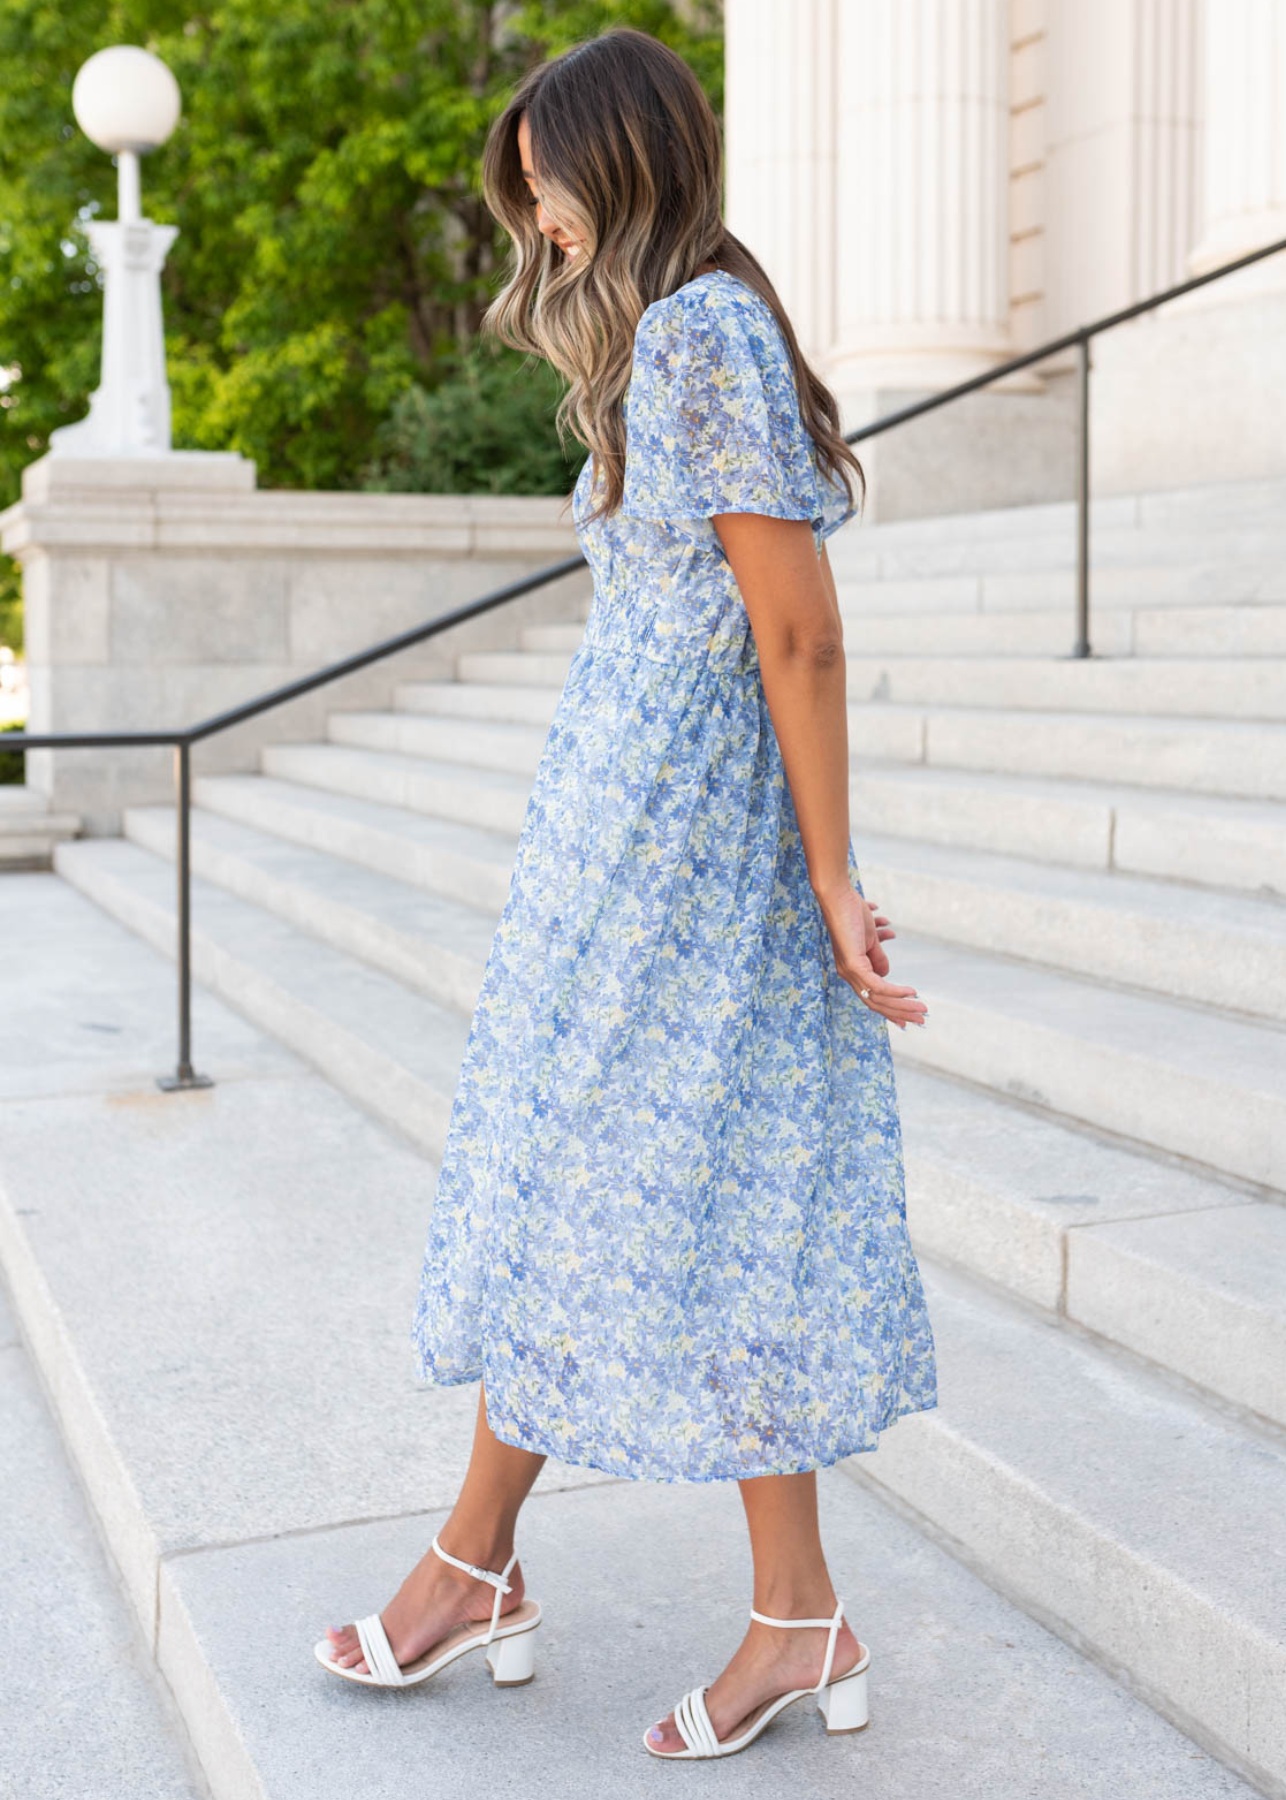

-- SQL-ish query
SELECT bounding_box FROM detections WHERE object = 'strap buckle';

[465,1559,512,1592]
[430,1531,514,1595]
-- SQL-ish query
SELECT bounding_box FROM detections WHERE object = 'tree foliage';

[0,0,723,652]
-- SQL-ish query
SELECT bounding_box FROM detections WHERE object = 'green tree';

[0,0,724,657]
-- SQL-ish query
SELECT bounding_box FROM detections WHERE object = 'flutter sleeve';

[621,282,859,548]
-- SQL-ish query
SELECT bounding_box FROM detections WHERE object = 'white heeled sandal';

[314,1532,542,1689]
[643,1596,869,1759]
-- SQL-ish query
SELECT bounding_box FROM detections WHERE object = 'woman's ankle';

[435,1520,517,1576]
[750,1581,839,1621]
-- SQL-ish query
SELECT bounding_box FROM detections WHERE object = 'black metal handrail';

[8,556,585,1091]
[8,229,1286,1089]
[845,229,1286,658]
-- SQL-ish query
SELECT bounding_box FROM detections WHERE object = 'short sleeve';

[621,281,859,549]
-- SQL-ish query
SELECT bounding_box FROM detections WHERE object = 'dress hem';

[410,1354,938,1485]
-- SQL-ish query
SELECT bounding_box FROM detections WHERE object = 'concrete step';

[829,474,1286,550]
[398,672,563,724]
[0,872,619,1800]
[397,676,564,731]
[1133,472,1286,528]
[93,789,1286,1431]
[170,1458,1266,1800]
[109,790,1286,1428]
[329,705,551,774]
[420,641,1286,718]
[896,1067,1286,1429]
[849,827,1286,1022]
[0,1285,208,1798]
[53,836,469,1159]
[831,554,1286,602]
[849,1256,1286,1799]
[830,498,1286,562]
[122,801,499,1019]
[841,653,1285,719]
[1135,602,1286,657]
[848,762,1286,899]
[165,776,1286,1022]
[12,864,1282,1792]
[517,600,1286,662]
[887,927,1286,1192]
[338,690,1286,804]
[453,647,574,688]
[193,770,515,914]
[261,739,531,836]
[102,789,1286,1194]
[825,482,1286,571]
[256,736,1286,903]
[2,873,1261,1800]
[0,782,81,869]
[869,703,1286,800]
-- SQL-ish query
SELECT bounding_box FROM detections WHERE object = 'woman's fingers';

[842,971,928,1027]
[859,901,897,956]
[819,890,924,1026]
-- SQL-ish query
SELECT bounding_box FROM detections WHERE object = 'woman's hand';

[814,881,928,1030]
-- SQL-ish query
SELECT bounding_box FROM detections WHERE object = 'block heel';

[486,1622,538,1685]
[816,1662,869,1732]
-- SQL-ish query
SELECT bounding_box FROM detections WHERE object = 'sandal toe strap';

[354,1613,404,1686]
[675,1685,720,1756]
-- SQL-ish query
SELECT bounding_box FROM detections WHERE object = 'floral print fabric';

[409,270,938,1482]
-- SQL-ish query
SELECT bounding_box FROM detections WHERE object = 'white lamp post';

[49,45,183,457]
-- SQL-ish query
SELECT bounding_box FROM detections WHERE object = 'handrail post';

[1073,331,1091,658]
[157,739,213,1092]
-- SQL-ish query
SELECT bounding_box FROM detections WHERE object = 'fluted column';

[830,0,1013,390]
[1187,0,1286,289]
[724,0,840,364]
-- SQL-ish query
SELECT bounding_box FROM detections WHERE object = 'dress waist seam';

[576,635,758,676]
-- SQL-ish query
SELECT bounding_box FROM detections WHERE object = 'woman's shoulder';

[635,271,783,362]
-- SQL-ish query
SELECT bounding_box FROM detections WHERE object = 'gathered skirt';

[408,617,939,1484]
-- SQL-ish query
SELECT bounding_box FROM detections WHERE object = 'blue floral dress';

[409,269,938,1482]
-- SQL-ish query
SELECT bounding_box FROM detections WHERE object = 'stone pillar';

[1043,0,1202,338]
[830,0,1014,391]
[725,0,1077,520]
[1187,0,1286,291]
[724,0,840,363]
[1089,1,1286,492]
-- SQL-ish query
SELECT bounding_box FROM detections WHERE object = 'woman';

[316,25,938,1761]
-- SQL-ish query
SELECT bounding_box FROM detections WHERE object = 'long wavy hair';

[479,25,864,531]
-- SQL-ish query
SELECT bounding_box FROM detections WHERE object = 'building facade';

[724,0,1286,513]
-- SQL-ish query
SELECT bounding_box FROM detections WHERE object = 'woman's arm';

[712,513,927,1030]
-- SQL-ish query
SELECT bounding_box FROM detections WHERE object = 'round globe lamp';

[71,45,181,220]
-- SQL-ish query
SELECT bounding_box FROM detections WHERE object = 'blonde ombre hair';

[480,25,864,530]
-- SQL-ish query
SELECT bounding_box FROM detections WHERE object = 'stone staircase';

[0,1281,208,1798]
[51,472,1286,1798]
[0,781,81,868]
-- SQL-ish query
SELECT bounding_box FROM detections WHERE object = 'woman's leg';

[646,1469,864,1752]
[325,1379,547,1673]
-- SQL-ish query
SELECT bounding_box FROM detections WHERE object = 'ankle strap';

[749,1596,844,1691]
[431,1533,519,1645]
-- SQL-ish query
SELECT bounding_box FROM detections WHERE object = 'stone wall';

[0,452,591,835]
